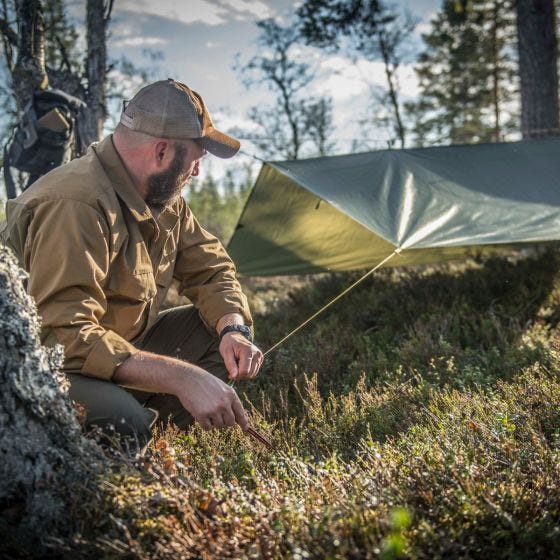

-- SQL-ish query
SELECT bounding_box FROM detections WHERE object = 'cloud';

[116,0,275,26]
[112,36,169,48]
[219,0,273,20]
[314,55,419,102]
[118,0,230,26]
[415,21,433,37]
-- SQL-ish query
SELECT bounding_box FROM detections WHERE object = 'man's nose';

[191,161,200,176]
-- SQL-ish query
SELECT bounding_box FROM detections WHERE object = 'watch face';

[234,325,252,340]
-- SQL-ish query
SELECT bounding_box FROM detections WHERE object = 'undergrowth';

[11,249,560,559]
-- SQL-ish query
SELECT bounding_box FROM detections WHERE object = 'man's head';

[113,79,237,209]
[119,79,240,159]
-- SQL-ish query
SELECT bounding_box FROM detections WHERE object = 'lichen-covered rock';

[0,244,106,550]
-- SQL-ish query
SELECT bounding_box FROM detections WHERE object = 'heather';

[4,249,560,559]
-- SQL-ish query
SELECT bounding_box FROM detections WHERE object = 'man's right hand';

[172,365,249,431]
[113,350,249,431]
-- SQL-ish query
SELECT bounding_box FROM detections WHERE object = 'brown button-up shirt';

[1,135,252,380]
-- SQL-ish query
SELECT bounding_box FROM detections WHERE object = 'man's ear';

[153,140,171,168]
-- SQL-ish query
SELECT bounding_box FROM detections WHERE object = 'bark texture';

[12,0,47,107]
[0,245,106,552]
[516,0,559,138]
[84,0,110,144]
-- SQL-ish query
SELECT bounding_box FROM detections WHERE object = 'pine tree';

[408,0,517,146]
[516,0,559,138]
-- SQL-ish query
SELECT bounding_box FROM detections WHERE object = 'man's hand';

[113,351,250,431]
[173,364,249,431]
[219,332,263,380]
[216,312,264,381]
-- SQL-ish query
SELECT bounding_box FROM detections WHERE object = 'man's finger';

[249,351,263,378]
[222,408,236,427]
[210,413,225,428]
[231,394,249,430]
[198,417,212,431]
[223,348,239,380]
[237,349,254,378]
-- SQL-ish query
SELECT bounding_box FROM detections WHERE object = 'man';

[1,79,263,450]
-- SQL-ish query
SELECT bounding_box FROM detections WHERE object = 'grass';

[9,248,560,558]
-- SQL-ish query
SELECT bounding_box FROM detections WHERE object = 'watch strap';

[219,324,253,342]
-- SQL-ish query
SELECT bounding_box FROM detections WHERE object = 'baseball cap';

[119,78,240,159]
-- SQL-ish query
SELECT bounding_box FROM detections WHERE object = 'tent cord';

[239,149,266,162]
[262,248,402,358]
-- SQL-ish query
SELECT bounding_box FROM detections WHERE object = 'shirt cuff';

[81,330,140,380]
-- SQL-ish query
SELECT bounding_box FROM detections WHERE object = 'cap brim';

[195,128,240,159]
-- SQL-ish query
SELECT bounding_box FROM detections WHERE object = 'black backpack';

[3,89,87,198]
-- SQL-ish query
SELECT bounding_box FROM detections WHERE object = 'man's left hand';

[219,333,263,381]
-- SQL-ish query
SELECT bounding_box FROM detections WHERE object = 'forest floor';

[7,248,560,559]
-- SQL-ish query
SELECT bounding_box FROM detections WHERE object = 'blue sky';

[92,1,441,176]
[108,0,441,142]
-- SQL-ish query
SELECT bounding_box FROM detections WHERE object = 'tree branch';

[54,34,73,73]
[104,0,114,21]
[0,16,17,46]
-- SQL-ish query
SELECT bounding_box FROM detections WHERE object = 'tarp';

[227,138,560,276]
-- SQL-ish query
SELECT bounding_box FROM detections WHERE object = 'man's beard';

[145,143,188,211]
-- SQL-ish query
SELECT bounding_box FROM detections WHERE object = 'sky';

[92,0,441,178]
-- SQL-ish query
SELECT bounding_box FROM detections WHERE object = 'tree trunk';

[4,0,47,199]
[378,31,405,148]
[0,245,106,554]
[84,0,110,143]
[516,0,559,138]
[491,0,501,142]
[12,0,47,108]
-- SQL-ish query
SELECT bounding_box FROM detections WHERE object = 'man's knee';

[66,373,157,452]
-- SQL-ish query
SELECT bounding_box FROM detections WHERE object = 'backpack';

[3,89,87,198]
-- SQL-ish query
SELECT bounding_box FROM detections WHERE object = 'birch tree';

[297,0,415,148]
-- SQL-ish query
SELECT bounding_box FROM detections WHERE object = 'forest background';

[1,1,560,559]
[1,0,557,242]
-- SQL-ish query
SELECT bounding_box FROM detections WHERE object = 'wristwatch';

[219,324,253,342]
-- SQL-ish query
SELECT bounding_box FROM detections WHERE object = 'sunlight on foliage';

[15,250,560,559]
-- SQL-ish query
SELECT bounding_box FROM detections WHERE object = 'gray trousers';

[66,305,227,450]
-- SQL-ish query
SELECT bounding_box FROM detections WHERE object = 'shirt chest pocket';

[106,269,157,302]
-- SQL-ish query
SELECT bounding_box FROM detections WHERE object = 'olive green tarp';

[227,138,560,276]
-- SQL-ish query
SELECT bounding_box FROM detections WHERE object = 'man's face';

[145,140,205,211]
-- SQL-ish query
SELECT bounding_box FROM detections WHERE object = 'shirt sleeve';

[173,201,253,330]
[9,198,139,379]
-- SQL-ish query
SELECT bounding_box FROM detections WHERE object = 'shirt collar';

[93,135,152,222]
[93,135,180,223]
